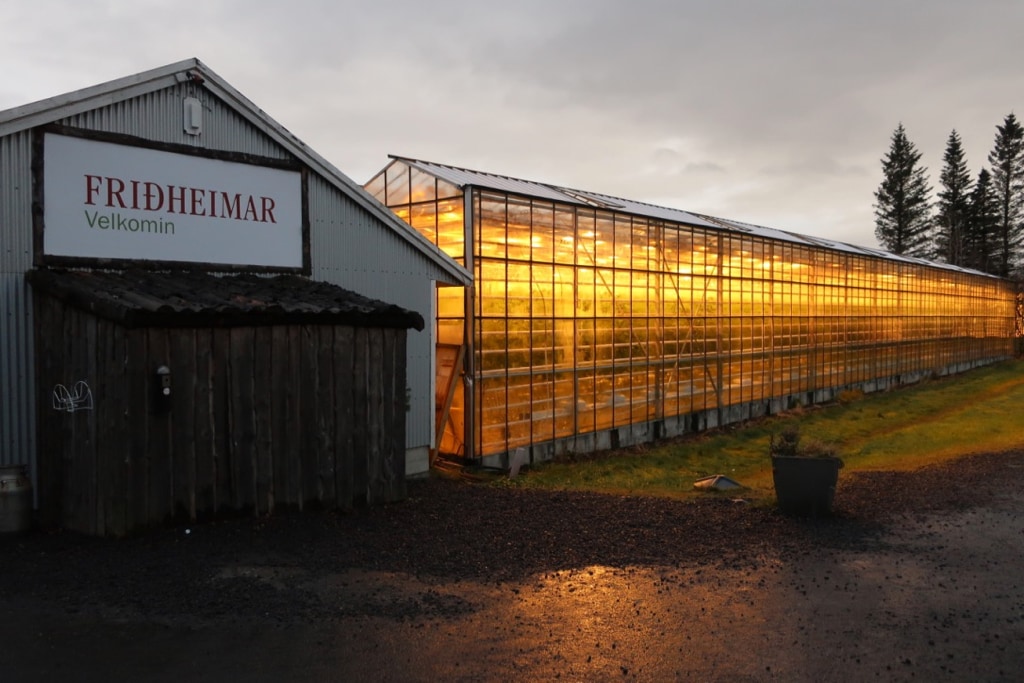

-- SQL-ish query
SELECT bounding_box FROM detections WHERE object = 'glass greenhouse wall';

[366,159,1016,464]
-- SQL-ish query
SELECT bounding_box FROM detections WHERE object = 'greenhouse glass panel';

[410,203,438,245]
[479,194,508,260]
[385,161,410,205]
[364,172,385,202]
[437,198,465,262]
[531,203,555,264]
[409,168,437,203]
[554,206,576,265]
[576,211,597,267]
[479,260,508,317]
[506,198,533,261]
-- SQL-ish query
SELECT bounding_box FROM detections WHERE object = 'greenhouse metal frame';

[366,157,1016,466]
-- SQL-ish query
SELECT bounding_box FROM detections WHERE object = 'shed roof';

[0,58,470,288]
[26,269,425,330]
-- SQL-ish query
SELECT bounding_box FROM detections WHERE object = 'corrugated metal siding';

[308,174,451,451]
[57,83,290,159]
[0,130,35,469]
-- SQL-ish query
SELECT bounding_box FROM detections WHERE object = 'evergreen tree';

[964,168,999,273]
[874,123,933,257]
[987,113,1024,277]
[934,130,973,265]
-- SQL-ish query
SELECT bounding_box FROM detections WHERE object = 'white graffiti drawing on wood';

[53,381,94,412]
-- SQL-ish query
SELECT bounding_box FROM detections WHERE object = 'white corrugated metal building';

[0,58,471,493]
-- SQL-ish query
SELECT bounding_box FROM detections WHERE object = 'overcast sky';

[3,0,1022,249]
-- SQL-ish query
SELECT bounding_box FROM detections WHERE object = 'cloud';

[2,0,1023,251]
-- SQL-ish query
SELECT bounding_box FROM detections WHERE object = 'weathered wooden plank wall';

[33,291,60,530]
[192,328,216,517]
[33,295,409,536]
[253,325,274,514]
[147,330,172,528]
[170,328,197,522]
[97,318,126,536]
[125,325,148,531]
[316,325,337,506]
[298,324,319,507]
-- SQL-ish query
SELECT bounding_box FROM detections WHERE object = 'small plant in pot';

[769,426,844,516]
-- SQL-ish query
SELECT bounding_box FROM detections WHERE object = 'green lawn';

[498,359,1024,502]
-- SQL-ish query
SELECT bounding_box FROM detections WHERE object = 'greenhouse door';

[433,342,466,461]
[432,283,469,465]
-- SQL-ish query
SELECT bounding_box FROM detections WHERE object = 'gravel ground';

[2,448,1022,627]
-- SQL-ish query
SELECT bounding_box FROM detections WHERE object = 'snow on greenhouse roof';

[391,156,998,278]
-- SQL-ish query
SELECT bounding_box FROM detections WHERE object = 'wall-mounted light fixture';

[183,97,202,136]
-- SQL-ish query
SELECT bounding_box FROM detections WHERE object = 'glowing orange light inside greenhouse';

[369,158,1017,463]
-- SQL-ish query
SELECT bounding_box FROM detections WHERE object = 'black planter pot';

[771,455,843,516]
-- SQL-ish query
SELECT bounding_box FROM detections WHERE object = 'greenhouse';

[365,157,1017,467]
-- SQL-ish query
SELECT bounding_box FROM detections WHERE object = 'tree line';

[874,114,1023,279]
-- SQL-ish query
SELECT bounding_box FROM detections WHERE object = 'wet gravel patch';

[1,449,1021,626]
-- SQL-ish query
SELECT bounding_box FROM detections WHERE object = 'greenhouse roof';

[394,156,722,230]
[391,155,997,279]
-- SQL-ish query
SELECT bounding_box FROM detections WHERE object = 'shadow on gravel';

[0,450,1020,624]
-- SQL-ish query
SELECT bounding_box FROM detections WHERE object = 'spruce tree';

[964,168,999,273]
[874,123,933,257]
[934,130,973,265]
[987,113,1024,277]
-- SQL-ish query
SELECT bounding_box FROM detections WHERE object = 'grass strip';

[500,360,1024,502]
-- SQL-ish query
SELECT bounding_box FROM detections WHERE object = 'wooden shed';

[28,268,423,537]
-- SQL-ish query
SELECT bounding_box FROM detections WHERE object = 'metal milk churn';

[0,465,32,534]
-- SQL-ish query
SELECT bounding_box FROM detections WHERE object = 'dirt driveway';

[2,451,1023,681]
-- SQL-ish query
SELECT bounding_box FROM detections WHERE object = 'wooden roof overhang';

[26,268,425,331]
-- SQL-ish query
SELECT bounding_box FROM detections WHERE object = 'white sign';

[43,133,304,269]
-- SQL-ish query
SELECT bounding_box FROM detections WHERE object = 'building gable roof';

[0,58,470,288]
